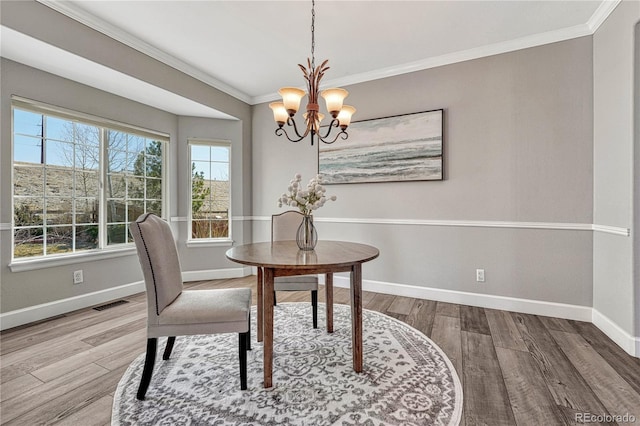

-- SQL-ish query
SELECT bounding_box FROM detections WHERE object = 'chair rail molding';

[248,216,630,236]
[6,217,631,236]
[171,216,253,222]
[591,224,631,236]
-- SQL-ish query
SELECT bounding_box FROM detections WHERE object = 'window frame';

[9,97,169,270]
[187,138,232,246]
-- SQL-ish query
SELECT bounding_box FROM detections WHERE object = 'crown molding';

[587,0,622,33]
[36,0,252,104]
[252,22,594,105]
[38,0,620,107]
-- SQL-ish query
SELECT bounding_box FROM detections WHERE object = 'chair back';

[272,210,304,242]
[130,213,183,317]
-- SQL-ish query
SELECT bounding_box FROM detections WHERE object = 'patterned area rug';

[113,303,462,425]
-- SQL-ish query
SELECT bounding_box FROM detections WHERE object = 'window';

[189,140,231,241]
[105,131,163,245]
[12,100,166,260]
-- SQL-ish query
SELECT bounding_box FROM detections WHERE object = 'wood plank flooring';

[1,276,639,425]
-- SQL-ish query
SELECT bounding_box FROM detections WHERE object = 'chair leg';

[247,317,252,351]
[162,336,176,360]
[239,332,248,390]
[137,338,158,400]
[312,290,318,329]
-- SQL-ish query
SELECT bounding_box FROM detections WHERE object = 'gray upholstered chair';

[130,213,251,400]
[272,211,319,328]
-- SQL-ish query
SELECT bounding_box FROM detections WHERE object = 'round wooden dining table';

[226,240,379,388]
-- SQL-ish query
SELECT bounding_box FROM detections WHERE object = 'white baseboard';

[319,275,593,322]
[0,267,253,331]
[592,309,640,357]
[0,281,145,331]
[182,267,252,282]
[3,269,637,358]
[317,275,638,357]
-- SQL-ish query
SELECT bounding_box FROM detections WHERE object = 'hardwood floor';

[1,276,639,425]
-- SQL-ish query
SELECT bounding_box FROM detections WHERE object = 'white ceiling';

[1,1,618,117]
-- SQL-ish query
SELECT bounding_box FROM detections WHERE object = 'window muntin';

[105,131,163,245]
[12,105,166,260]
[189,141,231,240]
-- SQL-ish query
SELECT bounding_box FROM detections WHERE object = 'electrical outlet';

[476,269,485,282]
[73,270,83,284]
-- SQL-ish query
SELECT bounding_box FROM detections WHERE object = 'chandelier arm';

[274,117,312,143]
[319,118,340,139]
[318,129,348,145]
[275,126,307,143]
[287,116,311,140]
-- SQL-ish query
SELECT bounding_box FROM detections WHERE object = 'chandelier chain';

[311,0,315,69]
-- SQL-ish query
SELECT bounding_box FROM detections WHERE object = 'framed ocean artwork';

[318,109,444,184]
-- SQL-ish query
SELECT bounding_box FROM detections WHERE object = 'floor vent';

[93,300,129,311]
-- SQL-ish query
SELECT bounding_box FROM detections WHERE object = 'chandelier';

[269,0,356,146]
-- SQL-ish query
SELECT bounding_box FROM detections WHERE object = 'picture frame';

[318,109,444,184]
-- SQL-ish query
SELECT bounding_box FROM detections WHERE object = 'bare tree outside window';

[12,106,166,259]
[14,114,102,257]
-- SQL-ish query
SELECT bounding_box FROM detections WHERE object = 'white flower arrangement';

[278,173,337,216]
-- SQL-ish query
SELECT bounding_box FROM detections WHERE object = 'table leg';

[263,268,274,388]
[325,273,334,333]
[256,267,264,343]
[350,264,363,373]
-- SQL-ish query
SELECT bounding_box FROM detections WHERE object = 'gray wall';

[0,1,253,313]
[593,0,640,337]
[252,37,594,307]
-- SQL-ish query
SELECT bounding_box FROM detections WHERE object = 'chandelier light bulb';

[337,105,356,128]
[278,87,306,116]
[269,102,289,125]
[321,88,348,117]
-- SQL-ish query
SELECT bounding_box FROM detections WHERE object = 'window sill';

[185,239,234,248]
[9,246,137,272]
